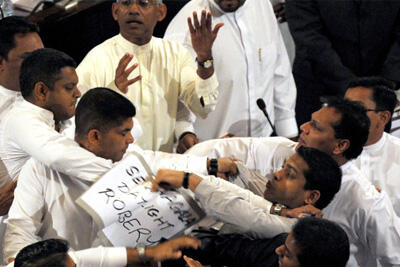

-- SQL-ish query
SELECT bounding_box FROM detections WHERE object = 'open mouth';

[127,19,143,26]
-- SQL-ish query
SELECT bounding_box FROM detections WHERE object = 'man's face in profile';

[275,232,300,267]
[0,32,43,91]
[296,106,341,156]
[97,118,134,162]
[45,66,81,123]
[263,153,309,208]
[214,0,245,12]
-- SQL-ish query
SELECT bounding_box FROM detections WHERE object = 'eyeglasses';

[117,0,156,9]
[365,108,386,113]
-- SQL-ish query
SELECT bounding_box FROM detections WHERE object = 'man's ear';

[87,129,102,146]
[32,82,49,102]
[112,3,119,21]
[332,139,350,156]
[379,110,391,127]
[304,190,321,206]
[157,3,167,22]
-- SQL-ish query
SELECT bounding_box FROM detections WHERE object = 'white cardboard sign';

[76,153,205,247]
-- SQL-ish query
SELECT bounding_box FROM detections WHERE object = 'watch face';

[203,60,213,68]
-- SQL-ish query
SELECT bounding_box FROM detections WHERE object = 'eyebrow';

[286,162,298,174]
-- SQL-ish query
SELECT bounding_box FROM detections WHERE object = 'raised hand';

[187,10,224,62]
[114,53,142,93]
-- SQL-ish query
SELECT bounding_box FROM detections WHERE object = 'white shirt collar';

[116,34,153,53]
[0,84,21,97]
[363,132,387,152]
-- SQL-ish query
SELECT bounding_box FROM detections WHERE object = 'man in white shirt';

[77,0,223,153]
[0,16,44,263]
[2,86,236,263]
[187,98,400,266]
[164,0,297,140]
[11,237,200,267]
[0,16,44,210]
[152,146,342,239]
[0,48,116,187]
[344,77,400,215]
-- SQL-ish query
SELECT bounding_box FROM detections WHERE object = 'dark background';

[29,0,190,64]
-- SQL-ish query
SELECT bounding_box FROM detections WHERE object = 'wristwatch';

[273,203,287,216]
[196,57,213,68]
[137,243,147,262]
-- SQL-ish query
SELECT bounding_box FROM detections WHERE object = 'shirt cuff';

[275,117,298,138]
[175,120,195,140]
[196,72,219,107]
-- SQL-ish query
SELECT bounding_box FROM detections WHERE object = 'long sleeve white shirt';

[194,175,295,239]
[0,85,22,188]
[186,136,297,195]
[189,137,400,266]
[3,158,101,262]
[165,0,297,140]
[353,132,400,216]
[0,99,114,186]
[76,35,219,152]
[323,161,400,267]
[2,144,210,262]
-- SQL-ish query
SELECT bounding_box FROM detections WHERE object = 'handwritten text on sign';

[76,154,204,247]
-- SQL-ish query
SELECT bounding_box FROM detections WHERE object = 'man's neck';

[0,81,17,92]
[120,32,152,46]
[333,155,348,167]
[365,131,383,146]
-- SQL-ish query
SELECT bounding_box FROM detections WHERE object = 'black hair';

[19,48,76,99]
[324,97,370,160]
[297,146,342,209]
[348,77,398,132]
[0,16,39,60]
[14,239,69,267]
[75,87,136,138]
[292,217,350,267]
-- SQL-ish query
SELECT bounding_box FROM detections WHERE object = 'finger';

[206,11,212,31]
[126,75,142,86]
[187,17,195,34]
[151,180,160,192]
[200,10,207,30]
[193,11,200,29]
[176,236,201,249]
[124,63,139,77]
[116,53,134,75]
[212,23,224,40]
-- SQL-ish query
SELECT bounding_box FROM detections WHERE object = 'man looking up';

[297,98,400,266]
[165,0,297,141]
[152,146,342,239]
[77,0,223,152]
[0,16,44,215]
[186,98,400,266]
[344,77,400,215]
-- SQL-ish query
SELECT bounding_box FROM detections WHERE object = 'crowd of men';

[0,0,399,266]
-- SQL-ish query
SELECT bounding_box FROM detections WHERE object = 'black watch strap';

[183,172,190,189]
[208,158,218,176]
